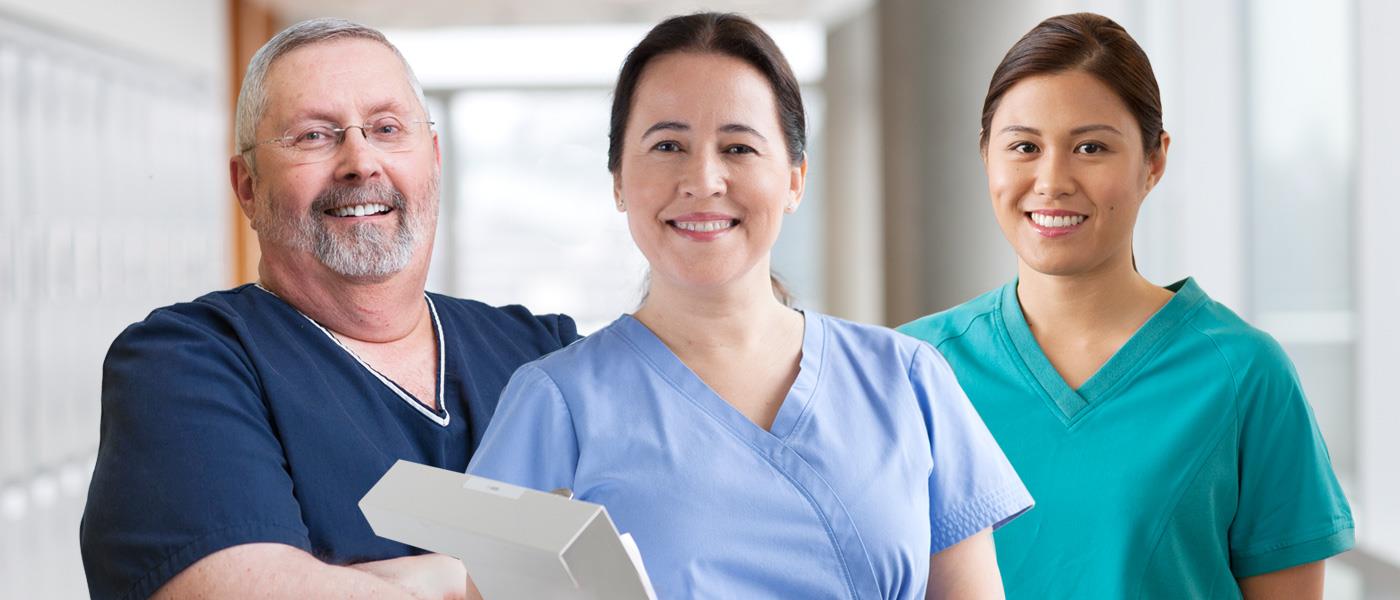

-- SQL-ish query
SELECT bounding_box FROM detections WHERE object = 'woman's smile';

[1025,209,1089,238]
[667,212,741,241]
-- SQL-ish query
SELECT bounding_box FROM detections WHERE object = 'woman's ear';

[785,155,808,214]
[612,172,626,212]
[1146,131,1171,191]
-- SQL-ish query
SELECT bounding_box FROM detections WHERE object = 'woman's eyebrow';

[998,125,1040,136]
[642,121,689,137]
[1070,124,1123,136]
[719,123,767,141]
[997,124,1124,137]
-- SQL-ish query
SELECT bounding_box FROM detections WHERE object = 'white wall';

[1357,0,1400,568]
[822,8,884,324]
[0,0,225,77]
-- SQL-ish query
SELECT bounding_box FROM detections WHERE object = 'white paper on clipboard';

[359,460,657,600]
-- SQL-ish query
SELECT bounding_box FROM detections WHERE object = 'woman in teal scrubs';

[898,12,1353,599]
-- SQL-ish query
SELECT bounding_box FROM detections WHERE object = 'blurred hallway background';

[0,0,1396,596]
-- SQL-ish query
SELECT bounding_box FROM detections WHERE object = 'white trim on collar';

[254,283,450,427]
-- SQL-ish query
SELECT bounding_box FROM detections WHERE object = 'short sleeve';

[80,309,311,600]
[467,364,579,494]
[1229,342,1354,577]
[910,343,1034,554]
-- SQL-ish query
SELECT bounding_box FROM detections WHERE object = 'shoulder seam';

[132,304,259,381]
[931,309,994,354]
[520,364,580,460]
[1187,320,1245,441]
[906,341,926,383]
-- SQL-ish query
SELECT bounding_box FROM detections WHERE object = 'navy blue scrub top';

[79,284,578,600]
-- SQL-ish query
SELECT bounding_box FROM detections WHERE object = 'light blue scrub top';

[469,311,1032,599]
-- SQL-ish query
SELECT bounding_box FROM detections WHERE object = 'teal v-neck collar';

[997,277,1207,424]
[614,310,825,441]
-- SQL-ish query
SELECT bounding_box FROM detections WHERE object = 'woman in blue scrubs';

[898,13,1353,599]
[469,13,1032,599]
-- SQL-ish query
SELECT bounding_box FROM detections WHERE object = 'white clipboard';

[359,460,657,600]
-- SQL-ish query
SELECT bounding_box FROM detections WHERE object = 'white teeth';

[1031,213,1086,228]
[330,203,391,217]
[674,220,733,233]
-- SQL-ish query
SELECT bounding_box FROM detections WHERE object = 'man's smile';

[325,203,394,218]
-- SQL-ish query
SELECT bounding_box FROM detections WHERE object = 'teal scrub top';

[898,278,1353,599]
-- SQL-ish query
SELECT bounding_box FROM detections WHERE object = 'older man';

[79,19,574,599]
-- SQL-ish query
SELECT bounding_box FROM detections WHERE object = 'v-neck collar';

[613,310,824,441]
[255,284,450,427]
[997,277,1207,425]
[613,310,883,599]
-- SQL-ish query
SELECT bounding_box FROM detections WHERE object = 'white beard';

[253,175,438,280]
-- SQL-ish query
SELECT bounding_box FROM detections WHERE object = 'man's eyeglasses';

[242,116,434,163]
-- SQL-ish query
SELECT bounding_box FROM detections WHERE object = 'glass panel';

[1245,0,1355,483]
[1247,0,1354,313]
[447,90,645,334]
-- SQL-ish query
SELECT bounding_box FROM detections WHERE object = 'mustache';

[309,182,408,215]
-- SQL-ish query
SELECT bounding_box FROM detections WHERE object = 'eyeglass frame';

[239,116,436,160]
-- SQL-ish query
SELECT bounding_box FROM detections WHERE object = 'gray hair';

[234,18,430,158]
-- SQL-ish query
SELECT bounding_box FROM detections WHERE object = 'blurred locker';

[11,49,38,485]
[26,55,48,227]
[72,67,99,229]
[51,60,79,464]
[31,469,60,598]
[0,308,20,482]
[31,51,59,470]
[0,13,228,597]
[98,225,122,299]
[94,73,119,228]
[44,224,74,463]
[0,43,15,221]
[0,42,15,495]
[0,484,26,599]
[0,49,18,600]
